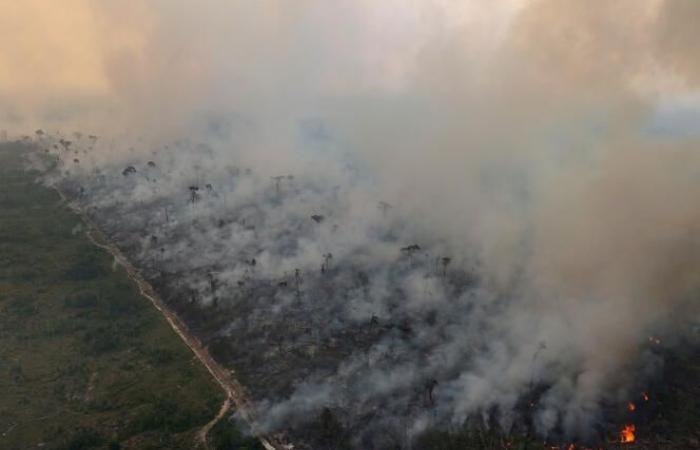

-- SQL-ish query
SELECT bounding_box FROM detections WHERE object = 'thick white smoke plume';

[7,0,700,446]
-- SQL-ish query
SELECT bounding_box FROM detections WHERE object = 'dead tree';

[378,201,392,216]
[271,175,294,195]
[528,341,547,391]
[158,247,165,269]
[271,175,284,195]
[188,185,200,204]
[122,166,137,177]
[400,244,421,262]
[207,272,218,295]
[321,253,333,274]
[425,379,438,406]
[441,257,451,278]
[294,268,303,296]
[370,314,379,330]
[320,407,344,443]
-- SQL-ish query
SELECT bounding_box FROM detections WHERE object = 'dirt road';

[56,188,286,450]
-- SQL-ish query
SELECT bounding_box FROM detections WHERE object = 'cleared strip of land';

[77,201,283,450]
[0,143,263,450]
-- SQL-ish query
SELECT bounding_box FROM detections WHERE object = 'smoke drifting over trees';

[7,0,700,447]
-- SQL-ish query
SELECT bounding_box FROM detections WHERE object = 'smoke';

[10,0,700,445]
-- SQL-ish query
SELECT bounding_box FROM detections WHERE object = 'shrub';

[65,253,105,281]
[64,291,99,309]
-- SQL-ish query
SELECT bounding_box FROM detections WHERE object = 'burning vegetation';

[4,0,700,448]
[22,123,700,449]
[619,425,635,444]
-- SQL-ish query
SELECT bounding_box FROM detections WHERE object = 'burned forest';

[24,121,699,449]
[3,1,700,449]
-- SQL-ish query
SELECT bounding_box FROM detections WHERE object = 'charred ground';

[21,135,700,449]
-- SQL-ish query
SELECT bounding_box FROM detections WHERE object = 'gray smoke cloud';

[11,0,700,446]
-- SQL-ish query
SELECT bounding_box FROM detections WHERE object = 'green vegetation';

[0,143,254,449]
[209,418,265,450]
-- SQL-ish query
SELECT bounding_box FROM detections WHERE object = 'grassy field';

[0,143,262,450]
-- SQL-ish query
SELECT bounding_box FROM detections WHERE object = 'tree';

[370,314,379,330]
[321,253,333,274]
[207,272,218,295]
[122,166,137,176]
[441,257,451,278]
[378,201,392,215]
[400,244,421,261]
[425,378,438,406]
[294,268,303,296]
[320,407,345,444]
[271,175,285,195]
[528,341,547,390]
[271,174,294,195]
[188,185,200,204]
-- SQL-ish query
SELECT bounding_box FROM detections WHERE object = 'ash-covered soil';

[28,136,700,450]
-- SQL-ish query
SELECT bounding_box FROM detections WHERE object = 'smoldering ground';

[8,0,700,447]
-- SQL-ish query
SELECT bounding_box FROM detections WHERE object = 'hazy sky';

[0,2,607,128]
[1,0,698,137]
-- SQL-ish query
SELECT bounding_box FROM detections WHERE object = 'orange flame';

[628,402,636,412]
[642,392,649,401]
[620,424,635,443]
